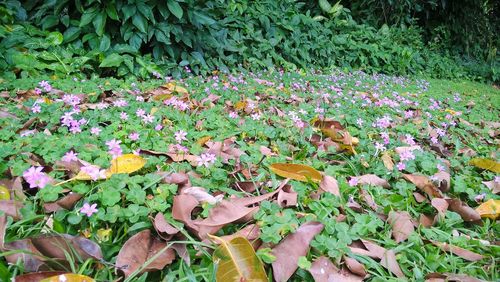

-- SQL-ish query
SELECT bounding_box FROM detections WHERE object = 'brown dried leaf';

[359,188,379,211]
[44,193,83,213]
[31,234,103,261]
[429,240,484,261]
[0,200,23,220]
[447,198,481,223]
[319,175,339,196]
[271,222,324,282]
[4,239,45,272]
[482,180,500,194]
[425,272,485,282]
[380,250,405,278]
[432,171,450,192]
[388,211,414,243]
[172,194,200,231]
[403,174,443,198]
[116,230,175,277]
[343,256,367,278]
[277,185,298,207]
[381,151,394,170]
[354,174,390,188]
[14,271,68,282]
[431,198,449,219]
[153,213,179,240]
[309,256,363,282]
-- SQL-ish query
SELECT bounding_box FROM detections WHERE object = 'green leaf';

[319,0,332,13]
[63,27,80,42]
[167,0,183,19]
[106,4,119,20]
[80,7,97,27]
[99,53,123,68]
[100,187,121,206]
[93,11,107,37]
[99,35,111,52]
[46,31,63,46]
[132,13,147,33]
[41,15,58,30]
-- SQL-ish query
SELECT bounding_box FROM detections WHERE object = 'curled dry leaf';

[153,213,179,240]
[403,174,443,198]
[40,273,95,282]
[308,256,363,282]
[381,151,394,170]
[425,272,485,282]
[359,188,379,211]
[44,193,83,213]
[343,256,367,278]
[116,229,175,277]
[182,186,222,205]
[319,174,340,196]
[429,240,484,261]
[354,174,390,188]
[14,271,68,282]
[380,250,405,278]
[172,194,200,231]
[269,163,322,182]
[432,171,450,192]
[469,158,500,173]
[482,180,500,194]
[220,224,260,243]
[387,211,414,243]
[431,198,449,219]
[31,234,103,261]
[233,181,260,193]
[3,239,45,272]
[277,185,298,207]
[395,145,421,155]
[210,235,267,282]
[271,221,324,282]
[475,199,499,220]
[0,200,23,220]
[349,240,404,277]
[447,198,481,223]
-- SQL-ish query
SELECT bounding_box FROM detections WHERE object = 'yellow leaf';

[234,101,247,111]
[210,235,267,282]
[107,154,146,174]
[74,170,93,181]
[269,163,322,182]
[41,273,95,282]
[469,158,500,173]
[0,185,10,200]
[197,136,212,146]
[164,82,188,95]
[476,199,500,220]
[150,107,159,115]
[152,93,173,101]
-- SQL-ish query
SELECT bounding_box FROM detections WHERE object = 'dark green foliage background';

[0,0,498,81]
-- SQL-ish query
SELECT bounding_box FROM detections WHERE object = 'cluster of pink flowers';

[164,97,189,111]
[62,151,78,162]
[23,166,51,189]
[81,165,107,181]
[197,153,217,167]
[174,130,187,143]
[39,80,52,92]
[106,139,122,158]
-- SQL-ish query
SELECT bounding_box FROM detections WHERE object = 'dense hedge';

[0,0,498,81]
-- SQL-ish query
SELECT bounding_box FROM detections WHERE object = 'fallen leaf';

[425,272,485,282]
[359,188,379,211]
[116,230,175,277]
[431,198,449,219]
[308,256,363,282]
[220,224,260,242]
[381,151,394,170]
[447,198,481,223]
[14,271,68,282]
[277,185,298,207]
[172,194,200,231]
[403,174,443,198]
[269,163,322,182]
[107,154,146,174]
[31,234,103,261]
[3,239,45,272]
[475,199,499,220]
[271,221,324,282]
[432,171,450,192]
[482,180,500,194]
[153,213,179,240]
[0,200,23,220]
[40,273,95,282]
[388,211,414,243]
[395,145,422,155]
[354,174,390,188]
[380,250,405,278]
[319,175,340,196]
[210,235,267,282]
[469,158,500,173]
[343,256,367,278]
[429,240,484,261]
[44,193,83,213]
[182,186,222,205]
[233,181,260,193]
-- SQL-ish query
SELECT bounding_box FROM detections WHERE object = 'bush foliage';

[0,0,498,81]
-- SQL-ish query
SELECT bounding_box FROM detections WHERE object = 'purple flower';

[397,162,406,171]
[154,124,163,131]
[174,130,187,143]
[34,88,42,95]
[120,112,129,121]
[142,114,154,124]
[81,165,106,181]
[197,153,217,167]
[80,203,98,217]
[31,104,41,113]
[90,127,101,136]
[62,151,78,162]
[348,177,358,187]
[129,132,140,141]
[23,166,50,189]
[374,142,386,151]
[106,139,121,150]
[136,108,146,117]
[399,150,415,162]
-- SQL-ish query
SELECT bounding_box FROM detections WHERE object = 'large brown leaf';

[0,200,23,220]
[354,174,390,188]
[429,240,484,261]
[14,271,68,282]
[425,272,485,282]
[271,221,324,282]
[403,174,443,198]
[380,250,405,278]
[116,230,175,277]
[319,175,340,196]
[387,211,414,243]
[308,256,363,282]
[446,199,481,223]
[31,234,102,261]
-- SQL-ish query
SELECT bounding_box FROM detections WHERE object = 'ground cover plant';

[0,70,499,281]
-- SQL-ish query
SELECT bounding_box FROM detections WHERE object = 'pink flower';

[39,80,52,92]
[90,127,101,136]
[62,151,78,162]
[404,134,416,146]
[154,124,163,131]
[399,150,415,162]
[129,132,140,141]
[34,88,42,95]
[397,162,406,171]
[108,146,123,158]
[106,139,121,150]
[81,165,106,181]
[136,108,146,117]
[174,130,187,143]
[80,203,98,217]
[113,99,128,107]
[69,125,82,134]
[374,142,386,151]
[120,112,129,120]
[142,114,154,124]
[251,113,261,120]
[31,104,41,113]
[197,153,217,167]
[229,112,238,119]
[356,118,363,127]
[348,177,358,187]
[136,96,144,102]
[23,166,50,189]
